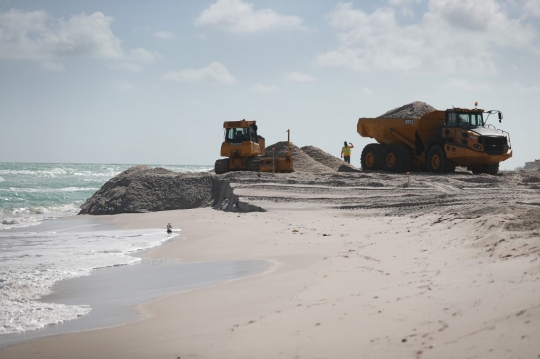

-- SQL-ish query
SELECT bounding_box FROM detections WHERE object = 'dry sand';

[2,167,539,359]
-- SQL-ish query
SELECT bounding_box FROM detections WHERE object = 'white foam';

[2,187,98,193]
[0,168,68,178]
[0,228,174,335]
[1,203,81,230]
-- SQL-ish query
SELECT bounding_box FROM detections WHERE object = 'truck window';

[446,112,458,127]
[459,113,470,126]
[470,113,483,126]
[458,113,482,127]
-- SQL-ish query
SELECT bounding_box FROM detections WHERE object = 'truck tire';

[485,163,499,175]
[471,163,499,175]
[360,143,383,170]
[214,159,229,174]
[381,144,411,173]
[426,145,454,173]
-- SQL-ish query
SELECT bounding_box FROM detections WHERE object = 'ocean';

[0,162,213,337]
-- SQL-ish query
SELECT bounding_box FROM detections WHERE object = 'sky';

[0,0,539,169]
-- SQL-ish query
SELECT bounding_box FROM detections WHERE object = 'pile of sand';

[301,145,361,172]
[378,101,437,119]
[79,166,219,214]
[264,141,335,174]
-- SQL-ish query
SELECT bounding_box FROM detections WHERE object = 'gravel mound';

[378,101,437,119]
[265,142,335,174]
[301,145,361,172]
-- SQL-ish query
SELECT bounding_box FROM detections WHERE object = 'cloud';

[317,0,537,75]
[507,82,540,93]
[387,0,422,17]
[524,0,540,16]
[107,62,143,72]
[111,79,139,93]
[0,9,157,70]
[251,84,278,92]
[153,31,176,40]
[161,62,237,84]
[444,79,491,92]
[388,0,421,5]
[195,33,208,40]
[128,48,159,64]
[284,71,316,82]
[361,87,373,95]
[40,61,66,72]
[0,9,123,60]
[194,0,307,32]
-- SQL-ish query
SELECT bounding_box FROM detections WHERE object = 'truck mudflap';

[444,144,512,166]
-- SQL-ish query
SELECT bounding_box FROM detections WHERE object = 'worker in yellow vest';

[341,141,354,164]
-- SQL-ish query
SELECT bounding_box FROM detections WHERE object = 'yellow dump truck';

[357,106,512,175]
[215,120,293,174]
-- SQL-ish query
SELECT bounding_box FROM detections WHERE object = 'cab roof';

[223,119,256,128]
[446,108,484,113]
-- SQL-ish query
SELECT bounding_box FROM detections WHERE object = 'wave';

[0,168,68,178]
[0,187,99,193]
[0,203,80,230]
[0,176,4,182]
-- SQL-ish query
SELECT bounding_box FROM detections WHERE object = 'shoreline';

[1,171,540,358]
[0,211,272,350]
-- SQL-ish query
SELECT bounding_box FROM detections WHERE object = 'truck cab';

[439,108,511,173]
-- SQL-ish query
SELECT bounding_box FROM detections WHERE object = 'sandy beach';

[1,168,539,359]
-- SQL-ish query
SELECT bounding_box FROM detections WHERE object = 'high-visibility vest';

[342,146,352,156]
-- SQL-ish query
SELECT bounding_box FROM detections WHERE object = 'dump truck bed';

[357,111,445,149]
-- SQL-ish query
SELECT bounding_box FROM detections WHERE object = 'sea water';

[0,163,213,336]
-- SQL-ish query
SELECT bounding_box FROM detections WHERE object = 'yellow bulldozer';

[214,119,293,174]
[357,104,512,175]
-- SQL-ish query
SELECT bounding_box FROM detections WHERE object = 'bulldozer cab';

[225,123,258,143]
[220,120,265,158]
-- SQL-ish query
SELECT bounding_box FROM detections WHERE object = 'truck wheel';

[361,143,383,170]
[470,165,482,174]
[485,163,499,175]
[426,146,447,173]
[214,159,229,174]
[471,163,499,175]
[381,144,411,173]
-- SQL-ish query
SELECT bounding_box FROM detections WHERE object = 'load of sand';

[378,101,436,119]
